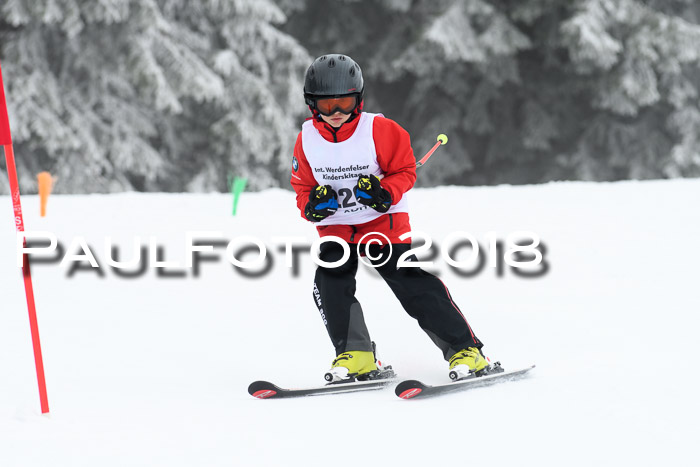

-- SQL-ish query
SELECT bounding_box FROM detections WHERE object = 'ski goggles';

[312,95,359,116]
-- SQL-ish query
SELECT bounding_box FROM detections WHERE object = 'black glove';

[304,185,339,222]
[354,174,392,213]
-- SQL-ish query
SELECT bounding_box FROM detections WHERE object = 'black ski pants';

[312,241,482,361]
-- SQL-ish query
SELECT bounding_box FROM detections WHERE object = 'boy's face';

[320,111,352,128]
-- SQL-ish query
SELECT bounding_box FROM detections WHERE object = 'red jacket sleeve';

[290,131,317,219]
[373,117,417,204]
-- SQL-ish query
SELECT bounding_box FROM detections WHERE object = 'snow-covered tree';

[158,0,310,190]
[3,0,700,193]
[559,0,700,179]
[284,0,700,185]
[0,0,309,194]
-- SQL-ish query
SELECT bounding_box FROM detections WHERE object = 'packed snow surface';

[1,180,698,466]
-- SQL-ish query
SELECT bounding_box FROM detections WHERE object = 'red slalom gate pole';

[0,61,50,414]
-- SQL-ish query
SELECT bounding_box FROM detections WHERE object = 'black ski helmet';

[304,54,364,113]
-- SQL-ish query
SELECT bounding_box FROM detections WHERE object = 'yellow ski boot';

[448,347,490,381]
[324,350,378,383]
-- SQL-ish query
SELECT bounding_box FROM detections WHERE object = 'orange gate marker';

[1,60,50,414]
[37,172,53,217]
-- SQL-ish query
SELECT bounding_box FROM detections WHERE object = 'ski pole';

[416,133,448,168]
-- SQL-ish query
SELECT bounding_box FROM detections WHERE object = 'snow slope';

[1,180,699,467]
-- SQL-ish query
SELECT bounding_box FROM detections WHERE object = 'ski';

[248,377,395,399]
[248,367,396,399]
[395,363,535,400]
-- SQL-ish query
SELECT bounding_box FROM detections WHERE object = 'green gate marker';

[230,176,248,216]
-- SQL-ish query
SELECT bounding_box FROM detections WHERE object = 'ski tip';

[252,389,277,399]
[248,381,280,399]
[395,380,427,399]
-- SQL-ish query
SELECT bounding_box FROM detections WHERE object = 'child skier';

[290,54,488,382]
